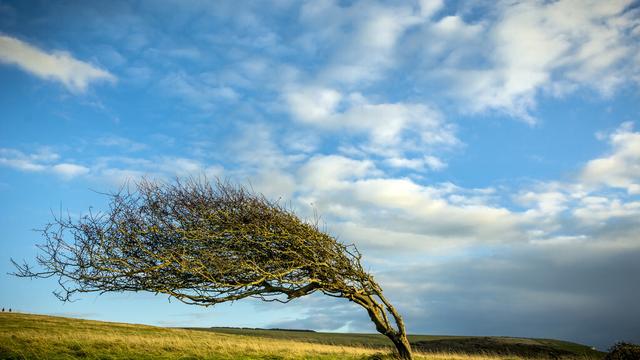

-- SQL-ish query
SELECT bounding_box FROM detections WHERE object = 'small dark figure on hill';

[1,308,4,312]
[605,342,640,360]
[8,308,11,312]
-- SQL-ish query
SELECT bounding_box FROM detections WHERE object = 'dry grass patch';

[0,313,590,360]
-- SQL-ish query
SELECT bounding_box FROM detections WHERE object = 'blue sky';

[1,0,639,350]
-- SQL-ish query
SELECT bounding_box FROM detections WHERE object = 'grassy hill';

[194,327,603,359]
[0,312,603,359]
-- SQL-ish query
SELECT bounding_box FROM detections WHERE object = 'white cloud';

[52,163,90,179]
[160,72,238,111]
[339,100,454,150]
[429,0,639,120]
[0,34,115,92]
[298,155,377,191]
[581,122,640,194]
[284,86,458,161]
[423,155,446,171]
[505,123,640,242]
[91,156,224,185]
[285,86,342,123]
[324,7,421,85]
[0,148,89,179]
[0,148,55,172]
[0,147,227,183]
[517,189,570,217]
[96,135,147,152]
[289,160,524,252]
[171,159,223,180]
[300,1,425,86]
[418,0,444,18]
[348,178,519,241]
[248,169,297,200]
[159,157,203,175]
[229,122,305,172]
[385,155,446,171]
[0,153,47,172]
[289,0,638,122]
[573,196,640,226]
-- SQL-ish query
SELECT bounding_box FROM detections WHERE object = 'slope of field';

[0,312,602,359]
[198,327,603,359]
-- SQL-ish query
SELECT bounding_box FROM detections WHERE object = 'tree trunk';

[351,293,413,359]
[388,333,412,360]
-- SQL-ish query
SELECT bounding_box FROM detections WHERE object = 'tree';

[12,178,413,359]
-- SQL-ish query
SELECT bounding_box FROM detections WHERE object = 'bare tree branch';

[11,177,413,359]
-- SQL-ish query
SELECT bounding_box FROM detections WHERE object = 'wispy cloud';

[0,148,89,180]
[0,34,115,92]
[90,155,224,186]
[304,1,426,86]
[421,0,639,121]
[51,163,90,179]
[95,135,147,152]
[581,122,640,194]
[384,155,446,171]
[291,0,638,121]
[160,71,238,111]
[0,144,225,184]
[0,148,88,180]
[284,85,458,162]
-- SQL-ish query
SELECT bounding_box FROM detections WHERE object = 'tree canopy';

[13,178,413,359]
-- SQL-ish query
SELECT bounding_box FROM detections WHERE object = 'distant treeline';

[211,326,316,333]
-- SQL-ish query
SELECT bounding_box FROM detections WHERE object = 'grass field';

[197,327,601,357]
[0,312,603,359]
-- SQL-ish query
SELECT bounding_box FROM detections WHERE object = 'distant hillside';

[412,337,600,358]
[196,327,604,359]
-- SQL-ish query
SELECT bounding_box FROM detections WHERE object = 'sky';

[0,0,639,351]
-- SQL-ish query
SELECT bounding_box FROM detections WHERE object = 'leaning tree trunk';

[351,292,413,359]
[389,333,412,360]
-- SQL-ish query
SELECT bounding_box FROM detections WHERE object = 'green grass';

[193,327,603,358]
[197,327,547,346]
[189,327,495,348]
[0,312,604,359]
[0,312,382,360]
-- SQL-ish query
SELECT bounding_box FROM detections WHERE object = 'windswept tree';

[13,179,413,359]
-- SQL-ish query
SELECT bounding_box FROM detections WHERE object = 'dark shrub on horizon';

[605,342,640,360]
